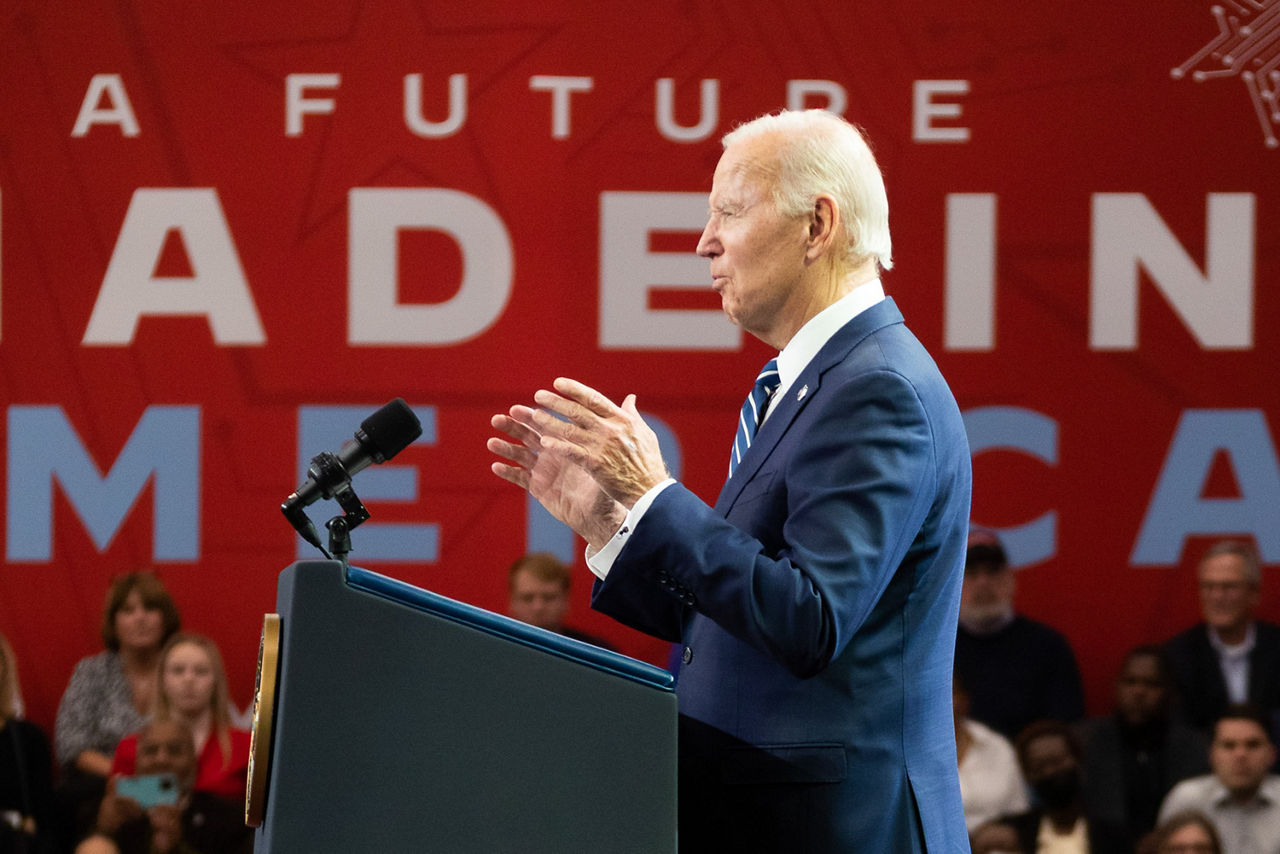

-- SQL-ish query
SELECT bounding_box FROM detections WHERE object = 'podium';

[249,561,677,853]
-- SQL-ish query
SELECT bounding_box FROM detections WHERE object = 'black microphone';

[282,398,423,550]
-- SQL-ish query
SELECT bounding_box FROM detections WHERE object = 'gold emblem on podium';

[245,613,281,828]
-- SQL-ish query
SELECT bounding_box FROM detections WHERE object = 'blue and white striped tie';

[729,358,780,479]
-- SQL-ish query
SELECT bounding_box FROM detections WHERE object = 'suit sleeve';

[593,367,940,678]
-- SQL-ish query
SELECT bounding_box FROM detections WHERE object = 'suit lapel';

[714,298,906,514]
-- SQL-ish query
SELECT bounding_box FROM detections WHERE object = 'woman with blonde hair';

[111,633,250,802]
[0,633,55,851]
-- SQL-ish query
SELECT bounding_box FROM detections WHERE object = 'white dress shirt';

[1210,622,1257,704]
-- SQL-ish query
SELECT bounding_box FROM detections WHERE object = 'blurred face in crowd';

[508,569,569,633]
[1198,552,1258,638]
[959,560,1015,628]
[136,720,197,789]
[1210,717,1275,799]
[162,641,216,718]
[1159,821,1217,854]
[114,590,166,654]
[1115,652,1168,726]
[1022,732,1082,810]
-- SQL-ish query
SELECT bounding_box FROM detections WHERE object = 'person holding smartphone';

[109,634,250,802]
[54,571,182,846]
[75,718,251,854]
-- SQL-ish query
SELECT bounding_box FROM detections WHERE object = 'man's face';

[1198,553,1258,634]
[1114,653,1167,726]
[136,720,196,785]
[1210,717,1275,796]
[508,570,569,632]
[958,561,1015,625]
[696,135,812,348]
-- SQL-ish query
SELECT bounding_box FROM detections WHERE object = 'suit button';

[682,646,693,665]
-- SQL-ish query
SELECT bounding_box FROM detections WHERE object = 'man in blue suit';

[489,109,971,852]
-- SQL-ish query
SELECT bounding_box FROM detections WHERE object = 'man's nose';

[696,226,717,258]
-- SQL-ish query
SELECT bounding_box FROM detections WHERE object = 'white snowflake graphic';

[1172,0,1280,148]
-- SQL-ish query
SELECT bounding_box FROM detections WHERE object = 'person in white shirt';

[1158,703,1280,854]
[955,668,1028,831]
[1164,541,1280,735]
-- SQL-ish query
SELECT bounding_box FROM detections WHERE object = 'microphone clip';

[286,451,371,567]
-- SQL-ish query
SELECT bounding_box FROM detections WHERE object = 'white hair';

[1202,539,1262,585]
[722,109,893,271]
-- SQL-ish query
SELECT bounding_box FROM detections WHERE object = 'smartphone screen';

[116,773,180,808]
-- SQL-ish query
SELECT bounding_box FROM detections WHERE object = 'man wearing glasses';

[1165,541,1280,737]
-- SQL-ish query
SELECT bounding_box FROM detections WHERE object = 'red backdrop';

[2,0,1278,736]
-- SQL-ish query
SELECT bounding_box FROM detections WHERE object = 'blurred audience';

[506,552,616,650]
[0,633,56,853]
[1078,645,1210,842]
[75,718,251,854]
[1138,810,1222,854]
[955,668,1029,832]
[1164,541,1280,736]
[972,719,1130,854]
[1158,703,1280,854]
[954,528,1086,739]
[110,634,250,803]
[54,572,181,845]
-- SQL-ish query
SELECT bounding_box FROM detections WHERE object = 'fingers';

[552,377,620,418]
[489,411,541,491]
[486,434,535,469]
[490,460,531,490]
[492,409,541,447]
[488,380,631,494]
[534,379,623,436]
[538,433,590,469]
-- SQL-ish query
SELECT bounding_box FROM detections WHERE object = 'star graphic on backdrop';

[1172,0,1280,149]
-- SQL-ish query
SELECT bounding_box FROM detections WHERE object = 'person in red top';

[111,633,249,803]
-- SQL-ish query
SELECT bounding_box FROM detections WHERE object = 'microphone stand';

[324,484,370,572]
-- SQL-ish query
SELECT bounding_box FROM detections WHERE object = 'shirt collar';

[774,279,885,402]
[1208,774,1280,808]
[1208,621,1257,658]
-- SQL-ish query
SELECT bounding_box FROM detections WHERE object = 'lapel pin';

[797,384,808,401]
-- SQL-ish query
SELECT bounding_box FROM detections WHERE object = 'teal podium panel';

[252,561,677,853]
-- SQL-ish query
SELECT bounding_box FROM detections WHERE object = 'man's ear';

[805,195,839,261]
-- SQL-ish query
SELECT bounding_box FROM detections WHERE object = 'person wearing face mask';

[974,720,1131,854]
[109,634,250,801]
[54,572,181,846]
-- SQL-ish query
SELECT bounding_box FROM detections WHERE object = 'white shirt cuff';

[585,478,677,580]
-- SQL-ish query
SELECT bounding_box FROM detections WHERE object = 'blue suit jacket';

[592,298,972,852]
